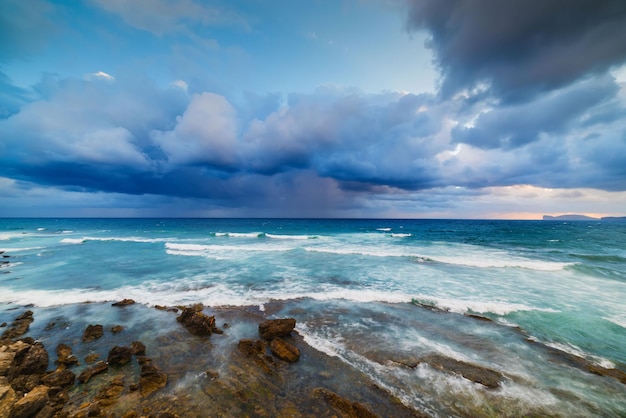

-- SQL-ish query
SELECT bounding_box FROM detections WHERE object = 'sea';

[1,218,625,416]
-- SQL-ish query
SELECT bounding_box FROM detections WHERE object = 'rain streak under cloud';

[1,0,626,218]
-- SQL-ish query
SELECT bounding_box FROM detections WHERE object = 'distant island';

[543,214,626,221]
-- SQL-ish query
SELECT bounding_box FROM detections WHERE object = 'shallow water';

[1,218,625,416]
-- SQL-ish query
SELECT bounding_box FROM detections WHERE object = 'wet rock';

[0,323,6,328]
[82,325,104,343]
[94,376,125,406]
[0,311,34,342]
[313,387,377,418]
[176,307,221,336]
[155,305,178,313]
[111,325,124,334]
[258,318,296,340]
[112,298,136,307]
[44,322,56,331]
[131,341,146,356]
[108,346,133,366]
[85,353,100,364]
[138,357,167,397]
[269,338,300,363]
[9,384,49,418]
[55,343,79,368]
[420,354,503,389]
[41,369,76,388]
[77,361,108,384]
[8,341,49,380]
[237,339,275,375]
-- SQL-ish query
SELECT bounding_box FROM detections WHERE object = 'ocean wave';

[0,247,44,252]
[60,238,86,244]
[390,233,412,238]
[526,337,616,370]
[61,236,167,244]
[265,233,318,240]
[411,296,558,316]
[377,228,391,232]
[0,232,28,241]
[164,242,293,256]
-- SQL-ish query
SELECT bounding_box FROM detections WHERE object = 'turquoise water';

[1,218,625,416]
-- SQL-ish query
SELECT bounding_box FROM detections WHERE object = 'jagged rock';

[111,325,124,334]
[313,387,377,418]
[77,361,108,384]
[419,354,503,389]
[131,341,146,356]
[9,384,49,418]
[0,380,17,418]
[112,299,136,307]
[8,341,49,380]
[41,369,76,388]
[258,318,296,340]
[95,376,125,406]
[0,311,34,342]
[55,343,79,368]
[137,357,167,397]
[82,325,104,343]
[108,346,133,366]
[269,338,300,363]
[176,307,221,336]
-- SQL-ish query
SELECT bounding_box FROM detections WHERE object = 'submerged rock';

[112,298,136,307]
[0,311,34,343]
[137,357,167,397]
[313,387,378,418]
[131,341,146,356]
[82,324,104,343]
[419,355,503,389]
[258,318,296,340]
[107,346,133,366]
[77,361,108,384]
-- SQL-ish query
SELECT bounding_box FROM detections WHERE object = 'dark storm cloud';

[405,0,626,102]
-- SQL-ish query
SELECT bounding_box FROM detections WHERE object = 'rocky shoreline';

[0,300,426,418]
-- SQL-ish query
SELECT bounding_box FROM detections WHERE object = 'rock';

[108,346,133,366]
[77,361,108,384]
[84,353,100,364]
[137,357,167,397]
[0,311,34,342]
[112,299,136,307]
[9,384,49,418]
[8,341,49,380]
[131,341,146,356]
[238,339,266,357]
[111,325,124,334]
[0,323,6,328]
[258,318,296,340]
[41,369,76,388]
[94,376,125,406]
[176,307,221,336]
[269,338,300,363]
[82,325,104,343]
[0,381,17,418]
[420,355,503,389]
[55,343,79,368]
[313,388,377,418]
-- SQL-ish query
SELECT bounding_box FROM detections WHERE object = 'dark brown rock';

[107,346,133,366]
[269,338,300,362]
[138,358,167,397]
[94,376,125,406]
[55,343,79,368]
[41,369,76,388]
[84,353,100,364]
[82,325,104,343]
[313,387,378,418]
[77,361,108,384]
[112,299,136,307]
[9,384,49,418]
[237,339,266,357]
[176,307,221,336]
[111,325,124,334]
[8,342,49,380]
[420,354,503,389]
[258,318,296,340]
[131,341,146,356]
[0,311,34,342]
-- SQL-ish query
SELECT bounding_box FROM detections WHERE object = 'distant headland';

[542,214,626,221]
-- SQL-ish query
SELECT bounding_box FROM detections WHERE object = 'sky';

[1,0,626,219]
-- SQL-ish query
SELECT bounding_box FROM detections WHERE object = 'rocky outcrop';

[258,318,296,340]
[0,311,34,343]
[82,324,104,342]
[77,361,109,384]
[137,356,167,397]
[177,306,222,336]
[314,387,378,418]
[108,346,133,366]
[55,343,79,368]
[419,355,503,389]
[9,384,49,418]
[41,369,76,388]
[131,341,146,356]
[112,298,136,307]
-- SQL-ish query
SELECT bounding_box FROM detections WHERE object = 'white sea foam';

[411,295,558,316]
[60,238,85,244]
[391,233,412,238]
[265,233,318,240]
[377,228,391,231]
[0,246,44,252]
[605,315,626,329]
[0,232,27,241]
[37,228,46,231]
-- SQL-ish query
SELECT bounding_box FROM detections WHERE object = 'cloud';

[91,0,248,36]
[405,0,626,102]
[87,71,115,82]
